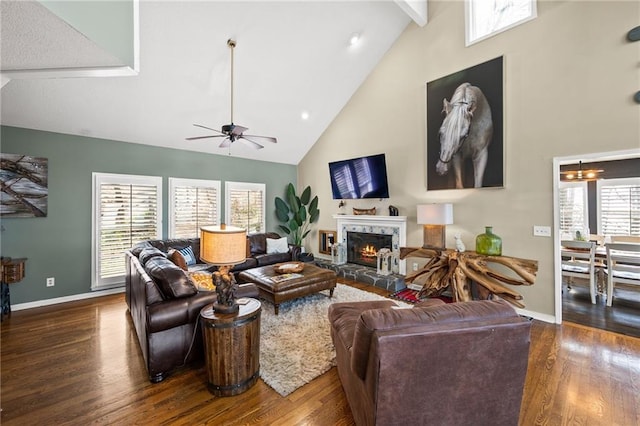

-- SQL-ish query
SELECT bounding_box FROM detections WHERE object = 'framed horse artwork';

[426,56,504,191]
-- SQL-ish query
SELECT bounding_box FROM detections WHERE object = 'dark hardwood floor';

[562,279,640,338]
[2,279,639,425]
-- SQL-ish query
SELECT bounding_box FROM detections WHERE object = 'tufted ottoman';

[238,263,337,314]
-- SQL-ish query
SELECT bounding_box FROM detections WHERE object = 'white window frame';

[168,177,221,238]
[597,177,640,236]
[465,0,537,46]
[558,180,589,239]
[91,173,162,291]
[225,181,266,233]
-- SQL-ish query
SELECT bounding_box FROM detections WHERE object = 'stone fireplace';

[333,214,407,274]
[347,231,393,268]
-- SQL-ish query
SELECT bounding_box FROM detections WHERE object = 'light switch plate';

[533,226,552,237]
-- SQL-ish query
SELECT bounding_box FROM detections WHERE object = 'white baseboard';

[11,287,125,312]
[515,307,556,324]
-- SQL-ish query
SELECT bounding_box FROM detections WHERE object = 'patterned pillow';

[178,246,197,266]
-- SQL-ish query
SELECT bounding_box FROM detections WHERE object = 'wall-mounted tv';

[328,153,390,199]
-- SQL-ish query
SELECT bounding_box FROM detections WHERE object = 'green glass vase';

[475,226,502,256]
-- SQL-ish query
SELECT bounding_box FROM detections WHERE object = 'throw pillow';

[138,247,166,266]
[144,256,197,299]
[266,237,289,254]
[168,249,188,271]
[178,246,197,266]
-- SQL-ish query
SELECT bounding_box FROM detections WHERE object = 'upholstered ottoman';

[238,263,337,314]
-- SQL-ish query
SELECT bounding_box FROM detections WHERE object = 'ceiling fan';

[186,39,277,150]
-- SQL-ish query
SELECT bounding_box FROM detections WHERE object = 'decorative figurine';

[455,234,466,252]
[212,268,239,313]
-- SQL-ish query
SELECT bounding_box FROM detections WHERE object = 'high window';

[169,178,220,238]
[559,181,588,238]
[92,173,162,290]
[225,181,265,233]
[597,177,640,236]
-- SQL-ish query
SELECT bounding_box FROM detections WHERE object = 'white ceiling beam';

[395,0,428,27]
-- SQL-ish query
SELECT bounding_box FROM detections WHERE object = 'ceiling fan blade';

[239,136,264,150]
[193,124,224,134]
[219,138,232,148]
[230,125,248,136]
[186,135,227,141]
[242,134,277,144]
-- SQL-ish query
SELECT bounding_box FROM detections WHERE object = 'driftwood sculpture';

[400,247,538,308]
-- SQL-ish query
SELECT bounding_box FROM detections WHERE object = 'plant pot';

[299,253,315,263]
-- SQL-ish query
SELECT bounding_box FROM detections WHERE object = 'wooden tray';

[273,261,305,274]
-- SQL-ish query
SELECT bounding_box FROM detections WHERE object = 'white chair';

[604,243,640,307]
[561,240,597,304]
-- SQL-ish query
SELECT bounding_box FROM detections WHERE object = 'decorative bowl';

[273,261,305,274]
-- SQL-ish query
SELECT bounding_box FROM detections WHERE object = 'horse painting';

[435,82,493,188]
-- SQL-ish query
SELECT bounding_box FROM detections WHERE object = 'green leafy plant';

[275,183,320,247]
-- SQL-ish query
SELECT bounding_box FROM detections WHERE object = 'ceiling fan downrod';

[228,39,236,125]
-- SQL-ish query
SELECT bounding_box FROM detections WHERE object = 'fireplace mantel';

[333,214,407,274]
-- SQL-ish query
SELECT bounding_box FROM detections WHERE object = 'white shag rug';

[258,283,410,397]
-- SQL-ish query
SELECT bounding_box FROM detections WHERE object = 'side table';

[1,257,27,320]
[200,297,261,396]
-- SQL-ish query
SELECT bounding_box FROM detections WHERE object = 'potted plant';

[275,183,319,259]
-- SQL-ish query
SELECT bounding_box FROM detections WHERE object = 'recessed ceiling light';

[301,111,310,120]
[349,33,360,46]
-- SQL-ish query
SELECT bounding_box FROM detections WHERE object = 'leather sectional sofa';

[125,232,296,382]
[328,298,531,425]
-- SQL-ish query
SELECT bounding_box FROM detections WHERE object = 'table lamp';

[200,224,247,314]
[417,204,453,249]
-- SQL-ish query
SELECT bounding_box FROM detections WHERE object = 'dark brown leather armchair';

[328,298,531,426]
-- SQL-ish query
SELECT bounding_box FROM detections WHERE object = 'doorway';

[553,149,640,337]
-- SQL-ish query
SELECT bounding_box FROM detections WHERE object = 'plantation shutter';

[92,173,162,290]
[598,178,640,236]
[225,182,265,233]
[169,178,220,238]
[558,182,588,238]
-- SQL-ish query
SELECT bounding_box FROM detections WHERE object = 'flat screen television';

[328,153,390,199]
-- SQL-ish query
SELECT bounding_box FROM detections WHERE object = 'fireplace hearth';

[347,231,393,268]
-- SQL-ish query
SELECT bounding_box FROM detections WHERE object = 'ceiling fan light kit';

[186,39,277,151]
[560,161,604,181]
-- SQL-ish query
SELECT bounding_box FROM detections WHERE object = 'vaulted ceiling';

[1,1,423,164]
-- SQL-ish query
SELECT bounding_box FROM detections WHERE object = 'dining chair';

[604,242,640,307]
[611,236,640,244]
[561,240,597,304]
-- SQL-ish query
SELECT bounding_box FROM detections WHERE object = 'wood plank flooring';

[562,279,640,338]
[2,279,639,425]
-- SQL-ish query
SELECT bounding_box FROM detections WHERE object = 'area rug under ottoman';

[259,283,410,397]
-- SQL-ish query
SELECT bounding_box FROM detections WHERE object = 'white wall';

[298,0,640,317]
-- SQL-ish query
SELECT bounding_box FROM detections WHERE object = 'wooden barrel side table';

[200,298,261,396]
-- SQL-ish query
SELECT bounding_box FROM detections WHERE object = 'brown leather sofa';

[125,233,293,382]
[328,298,531,426]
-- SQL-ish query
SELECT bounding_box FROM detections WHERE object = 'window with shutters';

[225,181,265,233]
[92,173,162,290]
[169,178,220,238]
[597,177,640,236]
[558,181,588,239]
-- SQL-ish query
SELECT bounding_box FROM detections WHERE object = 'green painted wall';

[0,125,297,305]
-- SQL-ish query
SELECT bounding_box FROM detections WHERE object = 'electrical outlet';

[412,262,419,271]
[533,226,552,237]
[46,277,55,287]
